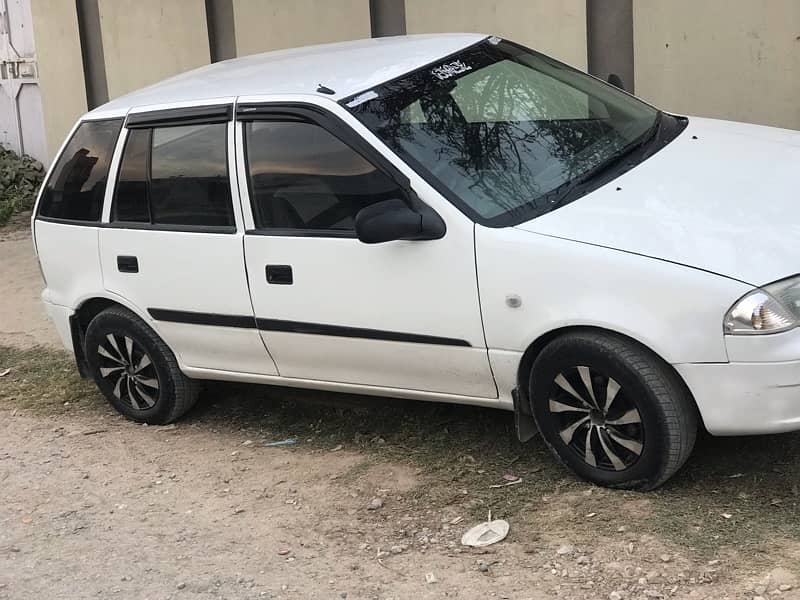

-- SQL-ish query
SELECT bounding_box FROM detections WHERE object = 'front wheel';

[84,306,199,424]
[530,331,697,490]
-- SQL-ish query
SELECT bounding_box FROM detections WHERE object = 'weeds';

[0,147,44,226]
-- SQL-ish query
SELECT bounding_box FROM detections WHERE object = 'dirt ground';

[3,215,800,600]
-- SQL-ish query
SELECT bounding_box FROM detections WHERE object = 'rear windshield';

[37,119,122,222]
[344,39,675,227]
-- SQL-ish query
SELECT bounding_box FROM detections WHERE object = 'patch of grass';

[0,345,100,413]
[643,432,800,554]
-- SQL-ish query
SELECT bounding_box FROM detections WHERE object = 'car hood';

[515,117,800,286]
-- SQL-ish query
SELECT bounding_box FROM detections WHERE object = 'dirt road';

[0,219,57,349]
[2,218,800,599]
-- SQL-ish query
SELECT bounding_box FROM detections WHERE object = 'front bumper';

[677,359,800,435]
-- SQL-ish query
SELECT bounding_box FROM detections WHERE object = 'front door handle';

[266,264,293,285]
[117,255,139,273]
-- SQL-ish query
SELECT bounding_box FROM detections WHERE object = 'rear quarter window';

[37,119,122,222]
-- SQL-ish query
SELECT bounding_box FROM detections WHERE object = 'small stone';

[176,582,186,590]
[425,572,438,584]
[660,554,671,563]
[390,545,403,554]
[753,596,766,600]
[556,544,574,555]
[277,549,290,556]
[780,585,793,592]
[576,556,590,565]
[478,561,490,573]
[367,498,384,511]
[377,550,390,559]
[242,440,253,446]
[340,593,348,599]
[609,593,623,600]
[233,507,245,514]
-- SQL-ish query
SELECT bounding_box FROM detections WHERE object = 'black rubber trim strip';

[244,228,356,238]
[148,308,256,329]
[104,222,237,234]
[126,104,233,129]
[35,215,100,227]
[34,217,237,234]
[147,308,471,346]
[256,318,471,347]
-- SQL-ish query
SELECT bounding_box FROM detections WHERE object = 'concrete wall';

[26,0,800,165]
[405,0,588,69]
[232,0,371,56]
[29,0,88,161]
[634,0,800,130]
[97,0,210,99]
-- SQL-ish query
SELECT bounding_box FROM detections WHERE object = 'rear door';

[236,103,496,398]
[99,103,278,376]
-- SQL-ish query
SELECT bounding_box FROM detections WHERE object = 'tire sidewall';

[530,338,670,488]
[85,310,177,423]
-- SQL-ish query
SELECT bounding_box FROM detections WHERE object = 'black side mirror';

[607,73,626,91]
[355,198,445,244]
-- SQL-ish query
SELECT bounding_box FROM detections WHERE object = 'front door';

[99,106,278,376]
[237,105,496,398]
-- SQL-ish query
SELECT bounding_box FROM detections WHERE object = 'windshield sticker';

[345,90,379,108]
[431,60,472,81]
[488,36,502,45]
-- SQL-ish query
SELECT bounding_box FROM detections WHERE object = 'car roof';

[87,33,487,119]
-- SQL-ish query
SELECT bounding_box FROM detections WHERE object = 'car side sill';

[181,365,509,410]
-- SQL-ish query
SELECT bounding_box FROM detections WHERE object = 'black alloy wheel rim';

[547,365,644,471]
[97,333,160,410]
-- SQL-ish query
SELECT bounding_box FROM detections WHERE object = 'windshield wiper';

[544,111,664,212]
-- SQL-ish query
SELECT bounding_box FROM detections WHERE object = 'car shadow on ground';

[191,380,800,493]
[187,380,800,551]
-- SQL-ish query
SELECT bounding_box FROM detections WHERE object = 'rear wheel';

[529,331,697,490]
[85,306,198,424]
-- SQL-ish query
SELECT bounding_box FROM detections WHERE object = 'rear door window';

[112,122,234,229]
[37,119,122,222]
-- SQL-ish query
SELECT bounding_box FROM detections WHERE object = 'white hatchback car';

[32,34,800,490]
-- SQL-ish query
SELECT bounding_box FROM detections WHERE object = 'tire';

[529,331,697,490]
[84,305,199,424]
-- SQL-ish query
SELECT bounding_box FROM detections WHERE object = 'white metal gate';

[0,0,46,163]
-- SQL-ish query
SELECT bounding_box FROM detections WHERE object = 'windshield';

[344,39,669,227]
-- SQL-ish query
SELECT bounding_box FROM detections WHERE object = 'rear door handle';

[117,255,139,273]
[266,264,292,285]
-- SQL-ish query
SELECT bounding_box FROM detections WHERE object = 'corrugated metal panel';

[0,0,46,163]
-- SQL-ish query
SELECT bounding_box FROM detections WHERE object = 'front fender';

[476,225,751,365]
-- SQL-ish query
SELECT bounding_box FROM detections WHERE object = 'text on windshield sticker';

[431,60,472,80]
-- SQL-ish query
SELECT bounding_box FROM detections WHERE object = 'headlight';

[724,275,800,335]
